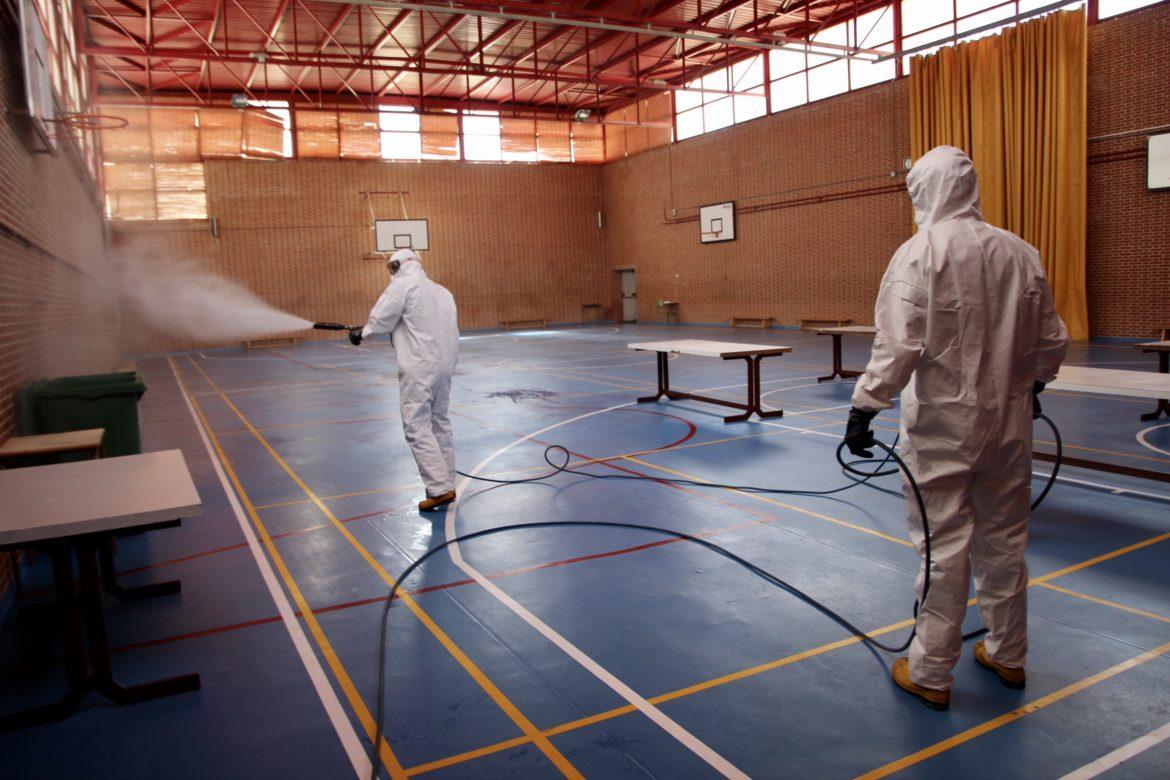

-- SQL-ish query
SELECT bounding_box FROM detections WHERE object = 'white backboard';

[1149,133,1170,191]
[20,0,56,151]
[375,219,429,252]
[699,202,735,243]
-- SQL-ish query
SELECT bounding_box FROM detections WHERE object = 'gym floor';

[2,324,1169,779]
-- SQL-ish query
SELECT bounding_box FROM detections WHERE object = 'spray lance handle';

[312,322,361,331]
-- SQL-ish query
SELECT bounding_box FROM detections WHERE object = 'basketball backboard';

[699,202,735,243]
[375,219,429,252]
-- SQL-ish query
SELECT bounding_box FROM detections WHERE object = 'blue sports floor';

[2,324,1169,779]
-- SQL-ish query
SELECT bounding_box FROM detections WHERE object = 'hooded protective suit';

[852,146,1069,690]
[362,250,460,497]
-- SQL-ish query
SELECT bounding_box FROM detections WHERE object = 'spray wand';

[312,322,360,331]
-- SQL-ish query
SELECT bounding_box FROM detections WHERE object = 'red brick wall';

[601,80,912,327]
[602,4,1170,338]
[1086,2,1170,338]
[113,159,607,352]
[0,26,119,596]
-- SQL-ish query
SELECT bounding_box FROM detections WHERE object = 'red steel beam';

[244,0,292,88]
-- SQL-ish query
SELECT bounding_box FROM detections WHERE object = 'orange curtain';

[420,114,460,158]
[909,8,1088,339]
[295,110,341,158]
[536,121,571,162]
[571,123,605,164]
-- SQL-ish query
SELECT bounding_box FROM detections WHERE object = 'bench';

[500,319,548,330]
[730,316,774,329]
[801,316,853,330]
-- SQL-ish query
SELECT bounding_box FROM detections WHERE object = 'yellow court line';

[405,615,918,776]
[856,639,1170,779]
[543,370,650,392]
[401,529,1170,774]
[171,359,407,779]
[1037,582,1170,624]
[620,455,914,548]
[1030,532,1170,585]
[185,356,583,780]
[219,414,398,435]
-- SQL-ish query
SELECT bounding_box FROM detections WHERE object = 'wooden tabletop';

[1048,366,1170,400]
[0,429,105,459]
[628,339,792,358]
[0,450,202,546]
[1136,341,1170,352]
[813,325,878,335]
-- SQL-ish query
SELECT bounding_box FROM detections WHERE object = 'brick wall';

[601,80,912,327]
[602,4,1170,337]
[0,21,118,596]
[113,158,607,352]
[1086,2,1170,338]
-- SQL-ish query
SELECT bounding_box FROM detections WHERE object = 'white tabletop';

[628,339,792,358]
[1048,366,1170,400]
[814,326,878,335]
[1136,341,1170,352]
[0,450,202,546]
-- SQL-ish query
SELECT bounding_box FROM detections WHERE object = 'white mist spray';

[117,253,312,342]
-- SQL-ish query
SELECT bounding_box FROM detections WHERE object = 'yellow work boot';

[974,640,1026,689]
[891,658,950,711]
[418,490,456,512]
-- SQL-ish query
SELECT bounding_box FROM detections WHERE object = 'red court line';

[22,507,399,597]
[107,406,708,654]
[107,530,729,656]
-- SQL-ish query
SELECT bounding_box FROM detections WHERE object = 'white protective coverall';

[852,146,1069,690]
[362,250,460,497]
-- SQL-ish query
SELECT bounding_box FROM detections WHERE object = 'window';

[766,6,895,116]
[901,1,1086,69]
[378,106,422,160]
[676,54,767,140]
[461,111,502,161]
[248,100,292,157]
[1097,0,1163,18]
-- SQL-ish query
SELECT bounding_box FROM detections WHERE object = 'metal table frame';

[636,348,787,423]
[1138,344,1169,421]
[0,520,198,732]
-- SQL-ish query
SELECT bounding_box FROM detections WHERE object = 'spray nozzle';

[313,322,361,331]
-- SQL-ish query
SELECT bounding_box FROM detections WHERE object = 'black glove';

[348,328,363,346]
[844,407,878,458]
[1032,381,1045,420]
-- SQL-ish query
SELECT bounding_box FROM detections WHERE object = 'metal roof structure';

[83,0,893,120]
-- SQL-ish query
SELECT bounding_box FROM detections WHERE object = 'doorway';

[618,269,637,322]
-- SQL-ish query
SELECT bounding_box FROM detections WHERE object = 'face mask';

[388,260,401,274]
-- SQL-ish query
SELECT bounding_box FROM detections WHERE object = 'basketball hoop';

[46,113,130,131]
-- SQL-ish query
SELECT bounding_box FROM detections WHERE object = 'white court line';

[1059,720,1170,780]
[1136,424,1170,458]
[169,359,371,779]
[448,404,750,780]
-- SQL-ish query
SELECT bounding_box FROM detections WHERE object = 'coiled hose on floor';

[366,414,1063,777]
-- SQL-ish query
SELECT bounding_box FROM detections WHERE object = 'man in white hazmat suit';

[843,146,1069,710]
[350,249,460,512]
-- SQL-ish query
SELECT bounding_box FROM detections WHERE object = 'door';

[619,270,637,322]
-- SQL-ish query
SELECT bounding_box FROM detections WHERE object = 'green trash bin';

[17,371,148,460]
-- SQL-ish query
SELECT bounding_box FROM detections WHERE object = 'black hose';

[313,321,360,331]
[367,415,1064,777]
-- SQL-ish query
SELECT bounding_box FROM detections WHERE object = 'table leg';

[723,357,754,423]
[818,333,864,382]
[99,540,181,600]
[77,541,201,705]
[638,351,670,403]
[0,546,87,732]
[753,355,784,420]
[1140,351,1169,422]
